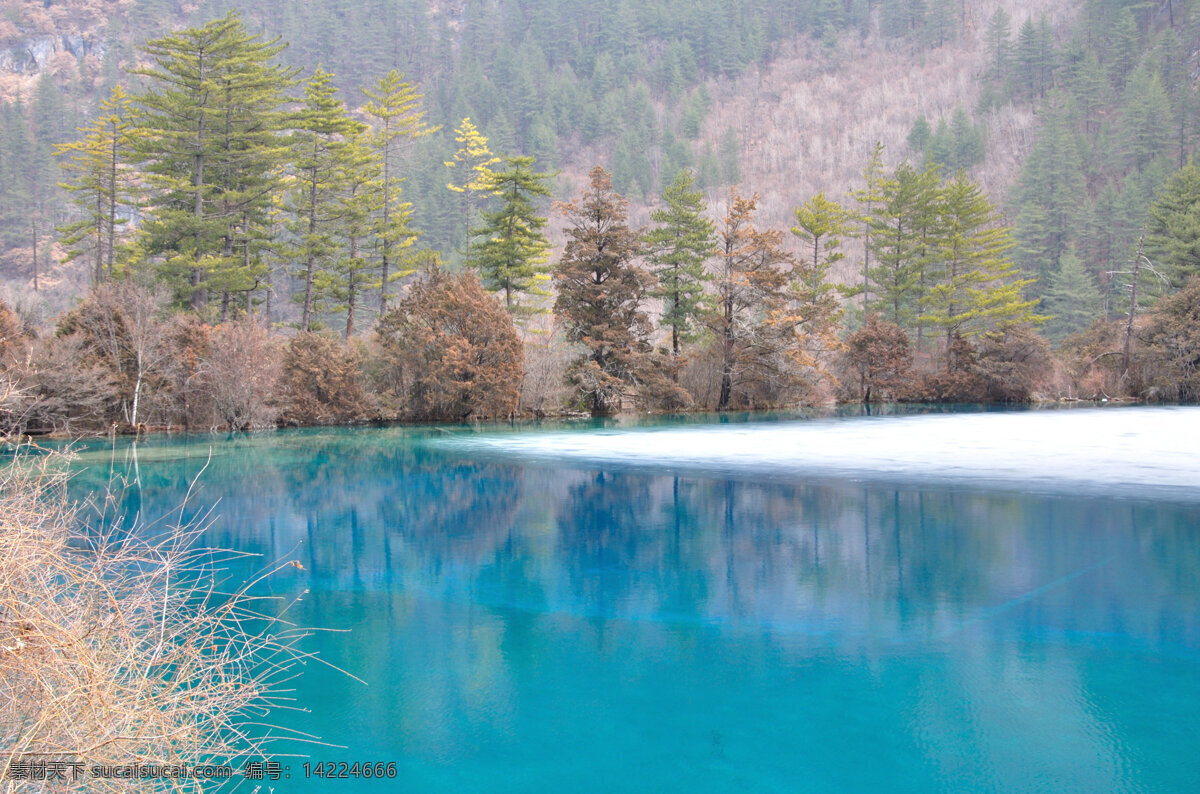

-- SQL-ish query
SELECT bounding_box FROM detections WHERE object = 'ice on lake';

[439,406,1200,499]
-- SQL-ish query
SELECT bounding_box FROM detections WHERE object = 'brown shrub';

[1055,320,1128,400]
[974,326,1053,402]
[1139,277,1200,402]
[840,316,915,403]
[151,314,214,429]
[1,454,317,791]
[279,332,371,426]
[204,321,281,431]
[376,267,522,421]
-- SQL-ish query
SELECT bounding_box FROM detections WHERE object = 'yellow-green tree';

[922,173,1041,368]
[362,69,438,314]
[445,117,501,240]
[55,85,139,284]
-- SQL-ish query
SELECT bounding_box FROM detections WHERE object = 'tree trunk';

[718,295,734,411]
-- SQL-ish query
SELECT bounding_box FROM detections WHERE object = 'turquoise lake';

[67,408,1200,792]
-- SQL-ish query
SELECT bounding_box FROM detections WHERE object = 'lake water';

[69,407,1200,792]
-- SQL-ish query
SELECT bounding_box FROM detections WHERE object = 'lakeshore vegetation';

[2,4,1200,434]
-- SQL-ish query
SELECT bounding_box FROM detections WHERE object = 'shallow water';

[69,407,1200,792]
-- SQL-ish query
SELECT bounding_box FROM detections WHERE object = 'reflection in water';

[68,424,1200,793]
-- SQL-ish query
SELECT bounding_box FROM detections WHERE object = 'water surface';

[69,408,1200,792]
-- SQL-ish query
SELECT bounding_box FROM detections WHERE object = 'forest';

[2,0,1200,435]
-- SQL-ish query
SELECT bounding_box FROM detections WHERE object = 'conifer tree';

[1042,249,1100,343]
[851,142,889,303]
[465,155,553,313]
[133,12,295,312]
[318,126,381,338]
[1147,163,1200,289]
[286,67,364,331]
[922,173,1040,362]
[788,191,849,375]
[361,69,438,314]
[713,189,793,410]
[445,117,501,241]
[868,161,939,331]
[55,85,139,284]
[642,170,714,359]
[553,166,655,416]
[984,8,1012,84]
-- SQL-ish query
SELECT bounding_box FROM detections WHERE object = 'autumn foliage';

[376,266,522,421]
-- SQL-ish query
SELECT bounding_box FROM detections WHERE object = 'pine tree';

[55,85,139,284]
[642,169,715,359]
[1146,163,1200,289]
[553,166,655,416]
[984,8,1012,84]
[466,155,553,313]
[788,191,849,374]
[851,142,889,303]
[321,127,381,338]
[133,11,295,313]
[922,174,1040,362]
[361,69,438,315]
[868,161,939,331]
[713,189,793,410]
[445,117,501,241]
[1042,249,1100,343]
[286,67,364,331]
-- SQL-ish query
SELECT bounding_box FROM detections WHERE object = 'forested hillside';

[2,0,1200,436]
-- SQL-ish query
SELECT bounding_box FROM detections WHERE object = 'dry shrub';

[973,326,1052,402]
[53,283,169,430]
[203,321,280,431]
[279,332,370,426]
[1139,277,1200,402]
[152,315,214,430]
[839,315,914,403]
[680,343,724,410]
[376,267,522,421]
[1055,319,1128,400]
[518,326,573,417]
[23,335,117,434]
[0,454,319,792]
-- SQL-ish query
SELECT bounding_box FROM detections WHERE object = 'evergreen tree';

[1042,249,1100,343]
[642,169,715,358]
[319,127,381,338]
[851,142,889,303]
[713,189,793,410]
[361,69,438,315]
[286,67,364,331]
[445,117,501,241]
[1014,99,1086,283]
[907,115,932,153]
[922,173,1039,361]
[55,85,139,284]
[553,166,656,416]
[868,161,939,332]
[1146,163,1200,288]
[984,8,1012,84]
[788,191,849,374]
[1120,64,1172,171]
[466,155,553,313]
[134,11,295,313]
